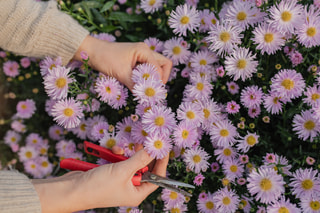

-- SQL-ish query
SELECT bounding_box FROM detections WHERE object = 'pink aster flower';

[131,121,148,144]
[168,4,200,37]
[173,121,198,149]
[289,168,320,199]
[142,104,176,135]
[197,192,218,213]
[289,50,303,67]
[306,156,316,165]
[248,106,261,118]
[267,196,301,213]
[4,130,21,146]
[39,56,62,76]
[209,119,238,147]
[193,173,205,186]
[198,98,222,132]
[183,76,213,101]
[292,109,320,142]
[16,99,36,119]
[18,145,39,162]
[226,100,240,114]
[222,158,244,181]
[94,76,121,104]
[140,0,163,14]
[236,132,259,153]
[144,37,164,53]
[109,85,128,110]
[268,0,304,34]
[3,60,20,77]
[213,187,240,213]
[144,132,172,159]
[198,9,216,33]
[263,91,284,115]
[247,167,285,204]
[240,85,264,109]
[161,188,186,208]
[300,195,320,213]
[183,146,210,174]
[297,12,320,48]
[176,101,204,127]
[43,66,74,100]
[227,81,240,95]
[91,33,116,42]
[90,121,109,141]
[265,153,276,164]
[132,78,167,106]
[163,37,191,66]
[270,69,306,101]
[26,133,43,147]
[132,63,161,83]
[55,139,76,157]
[239,154,249,164]
[303,85,320,107]
[51,98,84,129]
[189,50,218,72]
[118,135,138,158]
[71,118,89,140]
[20,57,31,68]
[24,159,42,178]
[116,116,134,139]
[11,120,26,133]
[211,162,220,172]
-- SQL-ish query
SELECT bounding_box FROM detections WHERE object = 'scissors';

[60,141,195,197]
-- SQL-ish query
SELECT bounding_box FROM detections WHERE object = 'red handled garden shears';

[60,141,195,197]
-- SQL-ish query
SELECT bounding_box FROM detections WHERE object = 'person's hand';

[32,149,169,213]
[73,35,173,90]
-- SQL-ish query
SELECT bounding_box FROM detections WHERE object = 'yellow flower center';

[31,164,36,169]
[220,129,229,137]
[124,126,131,133]
[169,191,178,200]
[172,46,181,55]
[154,116,165,126]
[230,165,238,173]
[307,27,317,37]
[237,11,247,21]
[105,86,111,93]
[41,161,48,168]
[182,130,189,139]
[260,178,272,191]
[141,129,148,137]
[193,155,201,163]
[312,93,320,101]
[310,201,320,210]
[246,135,256,146]
[237,59,247,69]
[301,179,314,190]
[211,19,217,25]
[223,148,232,156]
[171,208,180,213]
[304,120,316,131]
[154,140,163,149]
[264,33,274,43]
[10,137,16,142]
[63,108,74,117]
[203,108,210,119]
[150,45,155,50]
[55,78,67,88]
[180,16,190,25]
[278,207,289,213]
[128,143,135,150]
[148,0,156,6]
[21,104,27,109]
[142,73,150,80]
[281,11,292,22]
[106,139,116,148]
[223,197,231,205]
[196,82,204,91]
[199,59,207,65]
[281,79,294,90]
[186,111,195,119]
[49,64,56,70]
[206,201,214,209]
[80,124,86,131]
[25,151,32,159]
[220,32,231,42]
[145,87,156,97]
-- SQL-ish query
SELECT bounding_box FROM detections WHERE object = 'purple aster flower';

[210,119,238,147]
[71,118,89,140]
[55,139,76,157]
[43,66,74,100]
[289,50,303,67]
[240,85,264,109]
[132,78,167,106]
[132,63,161,83]
[263,91,284,115]
[213,187,240,213]
[190,50,218,72]
[248,106,261,118]
[199,9,217,33]
[39,56,62,76]
[168,4,200,37]
[300,195,320,213]
[48,124,65,141]
[131,121,148,144]
[16,99,36,119]
[176,101,204,127]
[247,167,285,204]
[91,33,116,42]
[292,109,320,142]
[197,192,217,213]
[297,17,320,48]
[289,168,320,199]
[227,81,240,95]
[226,100,240,114]
[116,116,134,139]
[193,173,205,186]
[173,121,198,149]
[236,132,260,153]
[303,85,320,107]
[90,121,109,141]
[94,76,121,104]
[161,188,185,208]
[4,130,21,146]
[163,37,191,66]
[270,69,306,100]
[25,133,43,147]
[51,98,84,129]
[3,60,20,77]
[142,104,176,135]
[144,132,172,159]
[20,57,31,68]
[109,85,128,110]
[140,0,163,14]
[183,77,213,101]
[306,156,316,165]
[18,145,39,162]
[211,162,220,172]
[183,146,210,174]
[11,120,26,133]
[144,37,164,53]
[222,158,244,181]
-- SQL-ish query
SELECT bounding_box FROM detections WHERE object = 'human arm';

[31,149,169,213]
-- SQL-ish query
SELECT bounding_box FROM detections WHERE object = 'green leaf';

[74,1,102,10]
[91,8,106,24]
[100,1,115,13]
[81,3,93,22]
[100,25,122,33]
[107,12,146,22]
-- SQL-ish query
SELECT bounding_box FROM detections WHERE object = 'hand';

[32,149,169,213]
[73,35,173,90]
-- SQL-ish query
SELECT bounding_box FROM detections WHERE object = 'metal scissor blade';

[153,181,193,197]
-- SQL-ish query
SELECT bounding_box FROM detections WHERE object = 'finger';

[122,149,154,176]
[112,145,124,155]
[151,153,169,177]
[153,52,173,84]
[134,143,143,152]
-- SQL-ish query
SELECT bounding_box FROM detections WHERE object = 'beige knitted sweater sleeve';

[0,170,41,213]
[0,0,89,65]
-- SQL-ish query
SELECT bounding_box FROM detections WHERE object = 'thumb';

[123,149,153,175]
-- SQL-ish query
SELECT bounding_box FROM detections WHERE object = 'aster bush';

[1,0,320,212]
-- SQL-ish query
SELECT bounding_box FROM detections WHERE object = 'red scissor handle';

[60,141,148,186]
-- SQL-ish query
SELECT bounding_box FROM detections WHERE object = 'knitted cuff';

[0,170,41,213]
